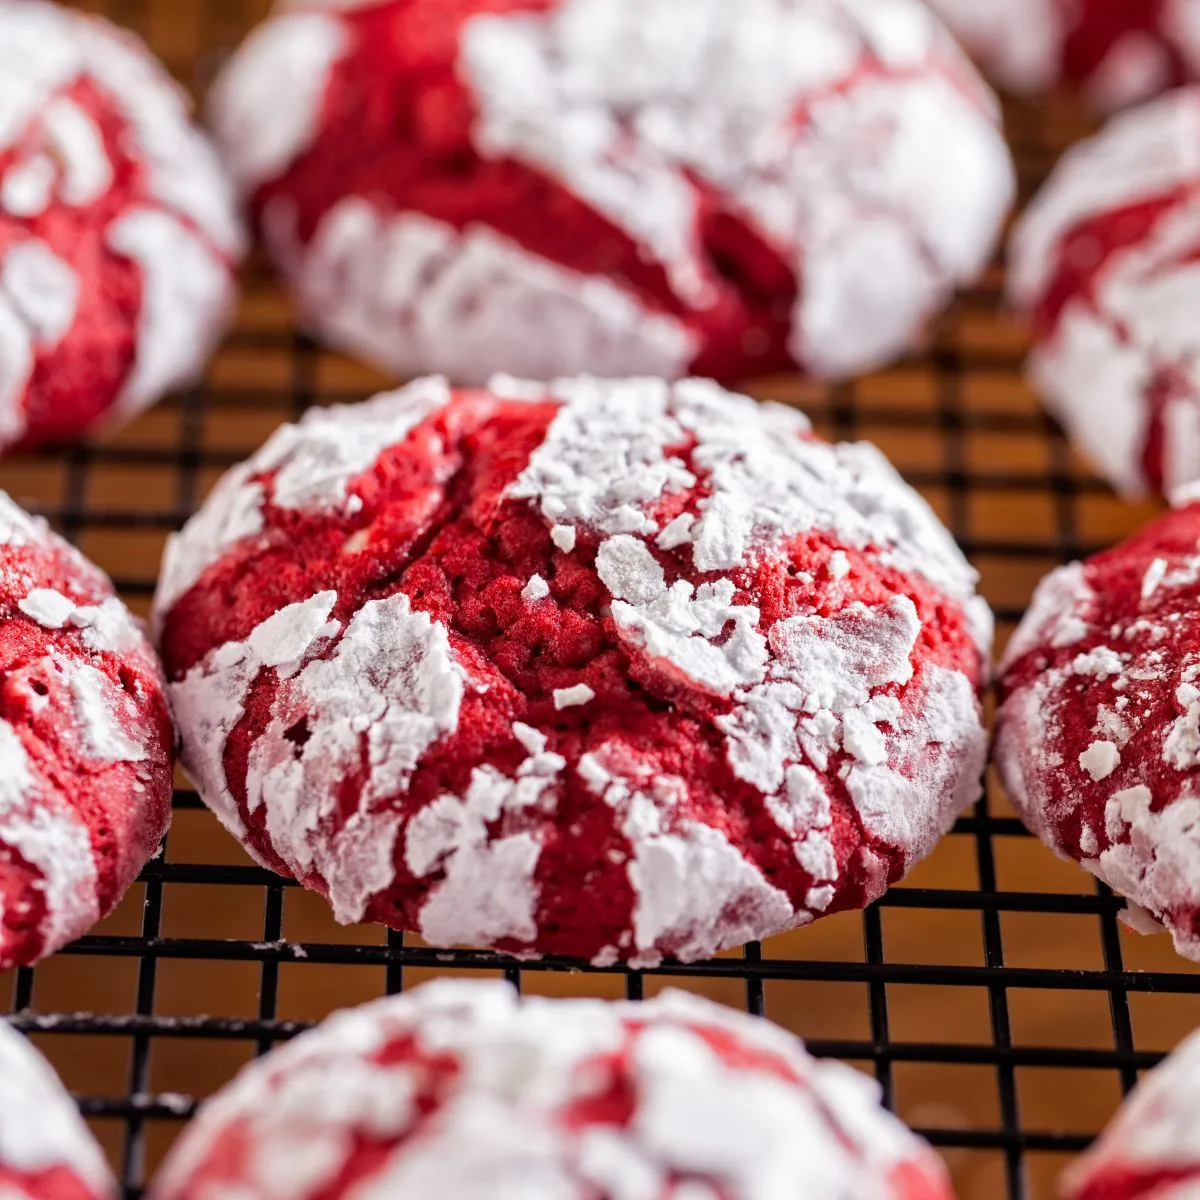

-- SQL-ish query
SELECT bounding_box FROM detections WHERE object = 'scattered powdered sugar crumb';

[1079,740,1121,782]
[0,1021,113,1190]
[151,980,946,1200]
[521,574,550,603]
[18,587,78,629]
[553,684,595,710]
[550,525,576,553]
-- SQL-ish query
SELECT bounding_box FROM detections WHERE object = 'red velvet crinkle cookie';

[0,493,174,971]
[925,0,1200,111]
[996,502,1200,962]
[1063,1026,1200,1200]
[208,0,1014,385]
[0,0,244,453]
[0,1021,115,1200]
[155,376,990,966]
[151,980,955,1200]
[1009,88,1200,499]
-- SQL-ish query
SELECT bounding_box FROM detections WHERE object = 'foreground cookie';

[0,1021,114,1199]
[997,502,1200,961]
[0,0,244,452]
[151,981,954,1200]
[1009,88,1200,498]
[926,0,1200,111]
[1063,1026,1200,1199]
[210,0,1013,384]
[0,494,174,970]
[156,376,990,965]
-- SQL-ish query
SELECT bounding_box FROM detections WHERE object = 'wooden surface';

[3,4,1198,1199]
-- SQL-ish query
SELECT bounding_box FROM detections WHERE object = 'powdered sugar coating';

[210,0,1012,385]
[0,491,173,971]
[150,980,953,1200]
[997,502,1200,963]
[1063,1026,1200,1199]
[1009,87,1200,497]
[0,0,243,452]
[926,0,1200,111]
[157,376,988,965]
[0,1021,113,1199]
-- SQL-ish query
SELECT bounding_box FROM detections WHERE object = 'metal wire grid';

[3,2,1198,1198]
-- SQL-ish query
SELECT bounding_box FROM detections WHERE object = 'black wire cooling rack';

[4,2,1199,1198]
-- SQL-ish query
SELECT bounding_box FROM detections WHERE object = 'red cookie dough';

[208,0,1013,385]
[151,980,955,1200]
[0,1021,115,1200]
[926,0,1200,111]
[0,0,244,453]
[0,493,174,971]
[1008,88,1200,499]
[996,501,1200,963]
[155,376,990,966]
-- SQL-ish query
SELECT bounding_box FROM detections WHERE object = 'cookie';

[0,1020,114,1199]
[1063,1025,1200,1199]
[1009,88,1200,498]
[151,980,954,1200]
[0,493,174,970]
[155,376,990,966]
[0,0,244,452]
[926,0,1200,111]
[997,500,1200,961]
[209,0,1013,384]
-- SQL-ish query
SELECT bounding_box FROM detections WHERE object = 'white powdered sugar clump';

[0,1022,113,1192]
[1063,1025,1200,1198]
[172,590,467,924]
[152,981,946,1200]
[0,0,244,447]
[1010,89,1200,497]
[156,377,450,619]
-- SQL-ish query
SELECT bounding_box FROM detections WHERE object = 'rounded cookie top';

[209,0,1013,385]
[156,376,989,966]
[0,1021,114,1199]
[1009,87,1200,498]
[1063,1025,1200,1199]
[926,0,1200,111]
[151,979,954,1200]
[0,0,244,452]
[997,501,1200,962]
[0,492,174,970]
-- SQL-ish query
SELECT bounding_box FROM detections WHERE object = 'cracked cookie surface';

[209,0,1013,385]
[156,376,990,965]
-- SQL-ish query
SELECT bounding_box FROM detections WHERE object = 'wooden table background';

[2,3,1194,1198]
